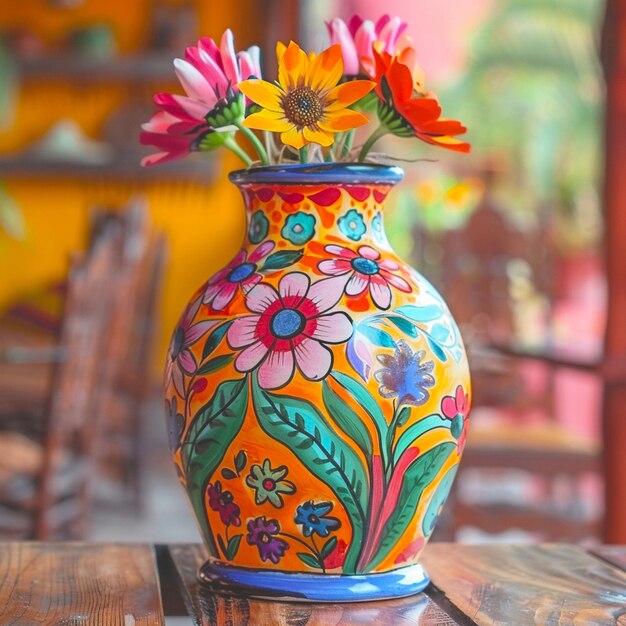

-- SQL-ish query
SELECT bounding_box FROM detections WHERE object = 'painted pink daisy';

[227,272,352,389]
[203,241,274,311]
[318,244,411,310]
[166,296,219,397]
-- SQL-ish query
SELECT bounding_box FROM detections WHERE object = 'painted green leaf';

[234,450,247,473]
[359,324,396,348]
[321,536,338,559]
[330,371,388,449]
[426,335,448,362]
[202,321,232,361]
[396,304,443,322]
[386,315,419,338]
[366,442,455,571]
[181,378,249,557]
[297,552,321,569]
[251,378,368,574]
[220,467,237,480]
[217,535,227,558]
[197,353,234,375]
[322,380,373,458]
[422,466,458,537]
[431,323,451,343]
[393,414,447,464]
[260,249,304,272]
[226,534,243,560]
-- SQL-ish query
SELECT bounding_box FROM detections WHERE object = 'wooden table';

[1,543,626,625]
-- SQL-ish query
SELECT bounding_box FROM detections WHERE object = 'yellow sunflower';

[238,41,375,149]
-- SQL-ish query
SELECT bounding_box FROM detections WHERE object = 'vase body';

[164,164,470,602]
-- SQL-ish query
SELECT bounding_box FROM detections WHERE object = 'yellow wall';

[0,0,264,374]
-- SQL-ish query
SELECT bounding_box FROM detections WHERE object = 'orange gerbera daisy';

[373,50,470,153]
[238,41,375,149]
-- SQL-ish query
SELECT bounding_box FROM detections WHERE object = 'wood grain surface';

[168,544,466,626]
[422,544,626,626]
[0,542,165,625]
[590,546,626,573]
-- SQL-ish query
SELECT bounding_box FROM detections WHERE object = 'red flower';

[207,481,241,527]
[374,51,470,153]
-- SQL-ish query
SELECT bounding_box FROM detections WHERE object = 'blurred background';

[0,0,622,548]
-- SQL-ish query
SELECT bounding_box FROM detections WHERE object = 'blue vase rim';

[229,163,404,186]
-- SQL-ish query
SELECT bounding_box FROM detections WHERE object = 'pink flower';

[228,272,353,389]
[203,241,275,311]
[441,385,470,454]
[166,296,219,397]
[318,244,411,310]
[326,15,411,77]
[140,29,261,166]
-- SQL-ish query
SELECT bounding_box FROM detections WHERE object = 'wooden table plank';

[0,542,165,625]
[589,546,626,573]
[168,544,466,626]
[422,544,626,625]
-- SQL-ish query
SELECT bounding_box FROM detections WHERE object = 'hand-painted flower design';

[375,340,435,406]
[337,208,366,241]
[166,296,219,397]
[165,397,185,452]
[281,212,316,245]
[295,501,341,537]
[227,272,352,389]
[245,459,296,508]
[203,241,274,311]
[207,481,241,527]
[441,385,470,454]
[246,516,289,564]
[248,210,269,244]
[371,212,384,242]
[318,244,411,310]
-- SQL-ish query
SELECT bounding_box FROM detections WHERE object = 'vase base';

[197,561,430,603]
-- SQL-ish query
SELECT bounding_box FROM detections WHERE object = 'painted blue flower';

[338,209,366,241]
[375,340,435,406]
[248,210,269,244]
[281,212,316,245]
[295,501,341,537]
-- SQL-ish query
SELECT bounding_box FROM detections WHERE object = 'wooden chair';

[420,194,603,542]
[0,225,118,539]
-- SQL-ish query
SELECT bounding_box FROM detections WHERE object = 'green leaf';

[297,552,322,569]
[422,466,458,538]
[251,378,368,575]
[181,378,249,558]
[393,415,446,464]
[202,322,232,361]
[431,323,450,343]
[396,406,411,427]
[234,450,247,473]
[226,534,243,560]
[321,536,338,559]
[386,315,419,338]
[366,442,455,571]
[217,535,227,558]
[220,468,237,480]
[426,335,447,362]
[197,353,234,375]
[260,249,304,272]
[322,380,373,458]
[359,324,396,348]
[330,371,388,453]
[396,305,442,322]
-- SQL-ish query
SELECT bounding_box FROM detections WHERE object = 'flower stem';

[223,136,252,166]
[235,121,269,165]
[358,125,388,162]
[299,145,308,164]
[341,129,355,160]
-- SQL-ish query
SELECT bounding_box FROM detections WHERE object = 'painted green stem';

[358,125,388,162]
[235,121,269,165]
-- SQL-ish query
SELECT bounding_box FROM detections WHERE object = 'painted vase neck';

[236,178,398,250]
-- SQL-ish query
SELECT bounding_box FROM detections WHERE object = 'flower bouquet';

[147,14,471,603]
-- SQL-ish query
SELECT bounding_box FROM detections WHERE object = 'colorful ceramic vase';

[164,164,471,602]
